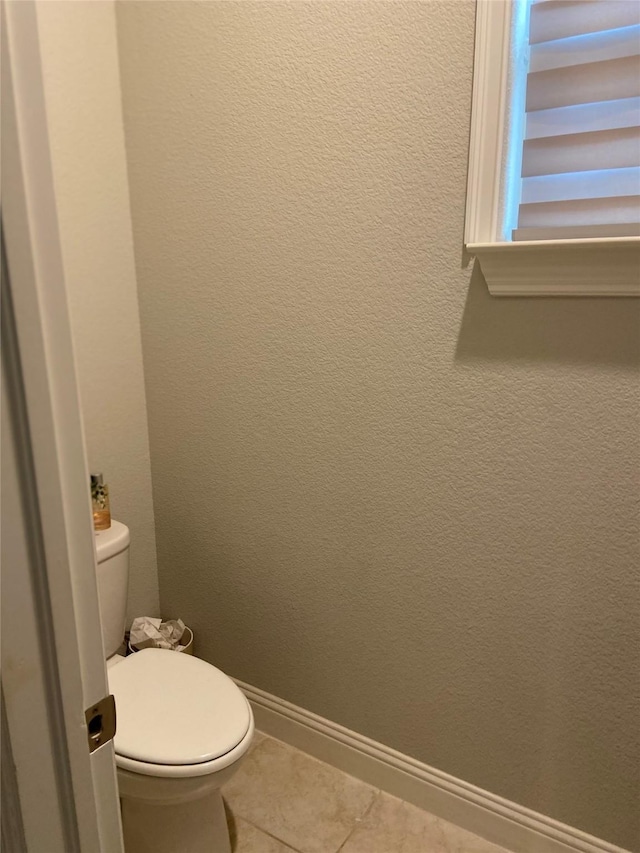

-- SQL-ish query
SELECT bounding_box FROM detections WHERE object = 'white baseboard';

[235,680,630,853]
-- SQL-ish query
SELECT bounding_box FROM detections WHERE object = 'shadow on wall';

[456,263,640,368]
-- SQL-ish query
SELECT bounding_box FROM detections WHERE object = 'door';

[1,1,124,850]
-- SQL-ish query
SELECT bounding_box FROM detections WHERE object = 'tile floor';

[223,732,512,853]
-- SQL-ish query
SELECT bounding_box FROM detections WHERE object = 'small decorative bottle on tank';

[91,473,111,531]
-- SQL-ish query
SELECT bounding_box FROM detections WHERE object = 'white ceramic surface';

[95,519,130,658]
[109,648,251,766]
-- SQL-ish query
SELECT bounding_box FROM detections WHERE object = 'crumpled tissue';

[129,616,188,652]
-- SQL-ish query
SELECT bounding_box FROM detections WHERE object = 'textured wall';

[116,2,640,846]
[37,1,159,622]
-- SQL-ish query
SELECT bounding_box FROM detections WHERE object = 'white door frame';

[1,1,124,849]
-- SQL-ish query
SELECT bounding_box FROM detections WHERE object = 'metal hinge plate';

[85,694,116,754]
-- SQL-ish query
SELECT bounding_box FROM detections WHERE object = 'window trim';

[465,0,640,297]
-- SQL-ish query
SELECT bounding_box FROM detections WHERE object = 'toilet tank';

[95,520,130,659]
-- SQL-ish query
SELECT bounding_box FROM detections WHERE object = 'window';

[465,0,640,296]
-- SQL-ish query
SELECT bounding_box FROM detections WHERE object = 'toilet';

[95,520,254,853]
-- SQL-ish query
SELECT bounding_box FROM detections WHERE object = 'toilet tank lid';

[95,520,130,563]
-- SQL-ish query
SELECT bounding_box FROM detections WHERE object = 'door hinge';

[85,694,116,754]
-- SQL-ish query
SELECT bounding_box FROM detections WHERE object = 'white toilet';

[95,520,254,853]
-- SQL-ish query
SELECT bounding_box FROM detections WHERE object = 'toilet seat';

[109,648,252,777]
[115,718,254,778]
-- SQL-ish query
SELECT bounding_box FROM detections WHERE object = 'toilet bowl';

[96,522,253,853]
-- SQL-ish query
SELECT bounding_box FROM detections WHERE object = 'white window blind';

[513,0,640,242]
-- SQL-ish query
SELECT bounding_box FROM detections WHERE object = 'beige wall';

[116,2,640,847]
[37,0,159,623]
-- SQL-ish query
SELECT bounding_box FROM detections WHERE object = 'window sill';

[467,237,640,297]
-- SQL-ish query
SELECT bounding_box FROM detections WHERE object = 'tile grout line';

[227,734,382,853]
[227,733,326,852]
[335,789,382,853]
[228,733,518,853]
[236,814,306,853]
[257,734,382,853]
